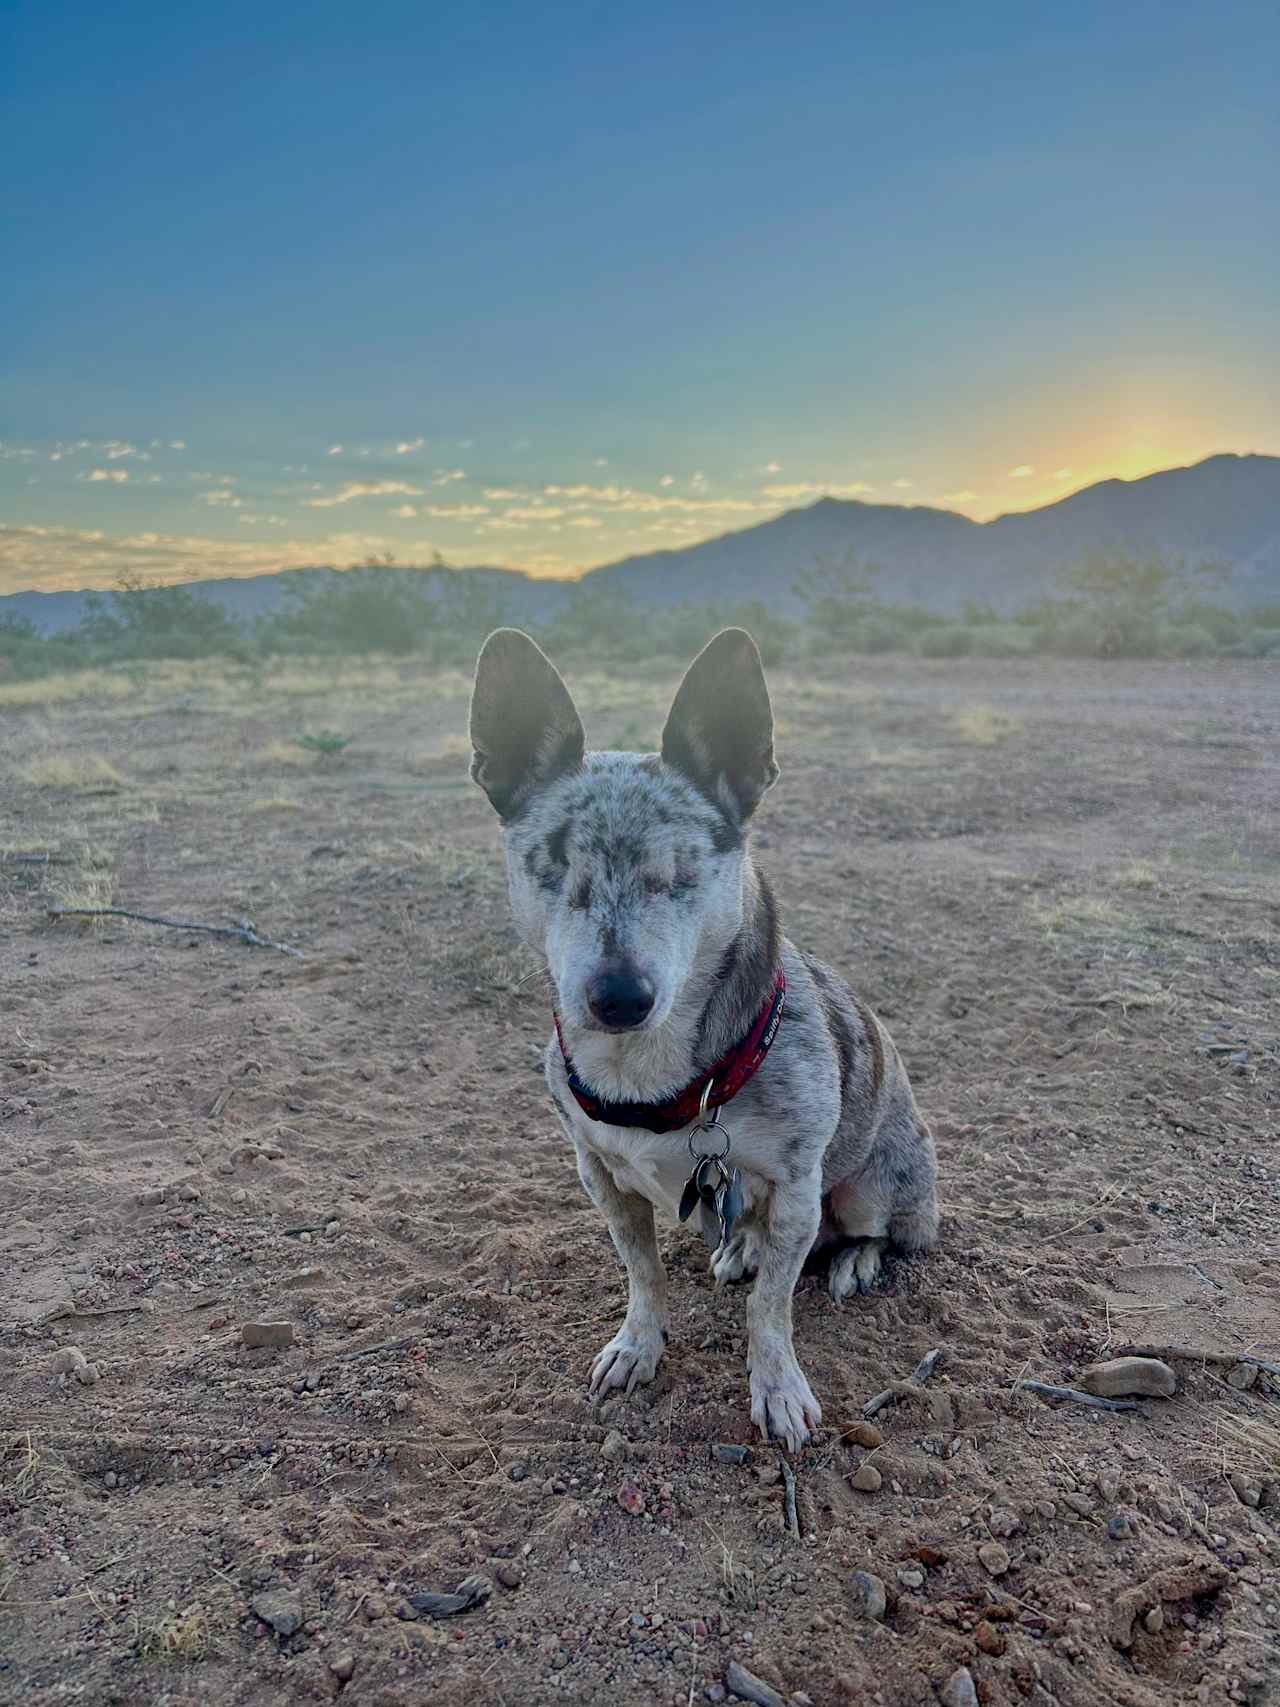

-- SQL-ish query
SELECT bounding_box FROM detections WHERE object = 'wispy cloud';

[891,477,913,490]
[1054,466,1073,479]
[762,460,782,474]
[1008,464,1035,478]
[761,480,874,500]
[483,487,522,500]
[658,474,674,487]
[305,480,425,508]
[394,503,418,518]
[396,437,425,455]
[202,488,242,508]
[170,440,187,451]
[941,489,978,503]
[86,468,129,484]
[327,444,344,456]
[433,468,466,485]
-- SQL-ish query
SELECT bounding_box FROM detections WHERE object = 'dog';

[468,626,938,1451]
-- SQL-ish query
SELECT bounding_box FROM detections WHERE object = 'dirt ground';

[1,651,1278,1707]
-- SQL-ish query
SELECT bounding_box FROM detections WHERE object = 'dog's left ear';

[470,629,585,818]
[661,628,778,825]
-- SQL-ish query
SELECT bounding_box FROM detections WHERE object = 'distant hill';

[4,453,1278,634]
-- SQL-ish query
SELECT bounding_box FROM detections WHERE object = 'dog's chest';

[578,1119,768,1225]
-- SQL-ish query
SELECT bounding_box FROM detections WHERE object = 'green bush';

[916,625,974,658]
[79,575,249,661]
[1158,622,1217,658]
[964,623,1035,657]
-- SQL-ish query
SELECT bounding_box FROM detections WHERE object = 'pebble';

[251,1587,303,1636]
[975,1620,1006,1656]
[1108,1511,1138,1540]
[509,1463,529,1482]
[1143,1606,1164,1634]
[846,1422,882,1449]
[941,1667,979,1707]
[1081,1357,1176,1399]
[617,1481,646,1516]
[242,1321,294,1349]
[978,1542,1011,1577]
[896,1567,925,1590]
[1228,1472,1260,1509]
[363,1594,387,1622]
[851,1571,886,1620]
[725,1659,786,1707]
[52,1346,88,1375]
[495,1564,523,1590]
[104,1470,118,1489]
[600,1430,629,1461]
[849,1464,882,1493]
[177,1184,200,1202]
[712,1443,755,1466]
[75,1362,101,1386]
[1097,1469,1123,1502]
[137,1187,166,1207]
[988,1507,1021,1537]
[706,1687,728,1705]
[1226,1362,1258,1391]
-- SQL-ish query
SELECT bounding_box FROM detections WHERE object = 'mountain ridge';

[4,452,1278,634]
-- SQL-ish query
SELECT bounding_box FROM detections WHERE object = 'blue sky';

[3,0,1278,590]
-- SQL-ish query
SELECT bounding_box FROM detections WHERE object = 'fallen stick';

[864,1347,944,1419]
[330,1332,420,1365]
[1114,1343,1280,1379]
[778,1455,799,1538]
[46,906,304,959]
[1015,1378,1148,1415]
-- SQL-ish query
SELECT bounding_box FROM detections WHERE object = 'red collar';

[554,971,786,1135]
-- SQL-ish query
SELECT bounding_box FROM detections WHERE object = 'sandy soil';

[1,652,1278,1707]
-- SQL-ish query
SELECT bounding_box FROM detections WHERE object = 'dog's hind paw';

[710,1224,764,1288]
[749,1358,822,1454]
[588,1321,666,1398]
[829,1238,887,1303]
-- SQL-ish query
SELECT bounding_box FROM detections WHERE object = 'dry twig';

[864,1347,944,1418]
[46,906,304,958]
[778,1455,799,1538]
[1015,1378,1148,1415]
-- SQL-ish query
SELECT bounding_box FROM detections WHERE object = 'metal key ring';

[687,1078,731,1161]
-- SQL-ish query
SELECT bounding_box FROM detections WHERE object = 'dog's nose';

[586,968,656,1030]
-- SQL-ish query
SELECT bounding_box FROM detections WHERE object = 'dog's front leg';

[746,1172,823,1453]
[576,1148,668,1398]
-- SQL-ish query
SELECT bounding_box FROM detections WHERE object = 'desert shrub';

[916,624,974,658]
[79,575,249,661]
[963,622,1035,657]
[259,566,438,655]
[1158,622,1217,658]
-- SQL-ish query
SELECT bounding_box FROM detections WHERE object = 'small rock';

[509,1463,529,1482]
[363,1595,387,1622]
[242,1321,294,1350]
[850,1463,882,1493]
[706,1687,728,1705]
[75,1362,100,1386]
[975,1620,1006,1655]
[712,1442,754,1466]
[851,1571,886,1620]
[52,1346,88,1375]
[846,1422,882,1449]
[252,1587,304,1636]
[329,1651,356,1682]
[617,1480,646,1516]
[1081,1357,1176,1399]
[897,1566,925,1590]
[1097,1469,1123,1502]
[137,1187,166,1207]
[978,1541,1011,1577]
[1228,1472,1261,1509]
[941,1667,979,1707]
[988,1507,1021,1538]
[1225,1362,1258,1391]
[1143,1606,1164,1634]
[1107,1511,1138,1540]
[177,1184,201,1202]
[725,1659,786,1707]
[325,1220,341,1238]
[104,1470,118,1489]
[600,1430,629,1461]
[495,1563,523,1590]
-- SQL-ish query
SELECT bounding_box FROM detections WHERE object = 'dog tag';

[678,1172,701,1223]
[717,1167,744,1246]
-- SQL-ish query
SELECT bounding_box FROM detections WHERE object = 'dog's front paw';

[589,1320,666,1398]
[748,1354,822,1454]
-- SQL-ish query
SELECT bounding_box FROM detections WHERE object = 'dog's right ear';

[469,629,585,819]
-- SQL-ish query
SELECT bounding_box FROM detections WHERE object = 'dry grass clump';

[135,1603,211,1661]
[18,754,125,791]
[0,672,133,709]
[946,704,1023,745]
